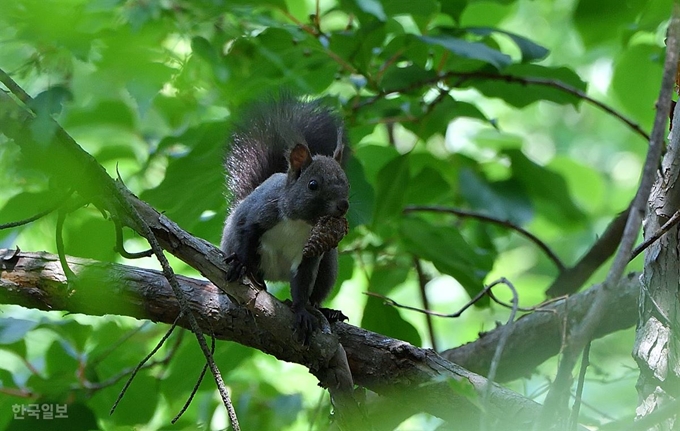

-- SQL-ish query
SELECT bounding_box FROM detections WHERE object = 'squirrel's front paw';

[318,307,348,323]
[294,308,318,345]
[224,253,247,282]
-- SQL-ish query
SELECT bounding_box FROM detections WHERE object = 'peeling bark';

[632,57,680,430]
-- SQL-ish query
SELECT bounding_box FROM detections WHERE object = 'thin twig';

[114,182,241,431]
[569,341,591,431]
[0,190,73,230]
[630,208,680,260]
[172,334,216,423]
[0,67,239,429]
[446,71,650,142]
[536,7,680,428]
[113,216,153,259]
[111,315,181,414]
[353,69,649,143]
[547,206,630,297]
[55,208,76,283]
[366,277,526,319]
[404,205,565,271]
[308,390,327,431]
[481,278,519,431]
[81,325,183,392]
[414,258,438,351]
[90,322,151,368]
[0,68,32,104]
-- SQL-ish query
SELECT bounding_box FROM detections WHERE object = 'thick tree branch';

[0,249,548,430]
[442,273,639,382]
[546,206,630,297]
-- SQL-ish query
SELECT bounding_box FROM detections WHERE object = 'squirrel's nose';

[336,199,349,215]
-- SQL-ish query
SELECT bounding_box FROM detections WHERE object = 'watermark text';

[12,404,68,420]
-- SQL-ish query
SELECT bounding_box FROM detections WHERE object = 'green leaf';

[405,97,487,140]
[467,27,549,62]
[26,341,79,397]
[162,337,253,400]
[353,0,387,21]
[573,0,645,47]
[611,43,663,129]
[330,22,387,72]
[369,262,411,295]
[400,216,492,300]
[420,35,512,69]
[373,154,410,224]
[334,253,356,294]
[191,36,230,83]
[382,0,438,17]
[380,65,438,93]
[637,0,673,33]
[0,191,64,235]
[63,100,136,129]
[467,64,587,107]
[441,0,468,24]
[64,214,117,262]
[404,167,452,206]
[108,374,159,425]
[29,86,73,117]
[0,318,39,345]
[45,340,79,379]
[459,168,534,225]
[270,394,304,426]
[382,0,439,31]
[0,368,15,389]
[345,156,375,227]
[505,149,586,226]
[361,296,422,345]
[141,122,228,241]
[48,320,92,353]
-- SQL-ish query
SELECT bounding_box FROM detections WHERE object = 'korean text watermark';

[12,404,68,420]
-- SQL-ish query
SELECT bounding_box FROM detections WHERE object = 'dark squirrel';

[220,95,350,343]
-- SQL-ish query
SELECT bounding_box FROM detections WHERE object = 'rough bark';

[632,80,680,429]
[1,249,546,430]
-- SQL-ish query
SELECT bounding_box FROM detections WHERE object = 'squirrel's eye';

[308,179,319,191]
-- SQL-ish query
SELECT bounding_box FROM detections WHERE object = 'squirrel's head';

[283,141,349,222]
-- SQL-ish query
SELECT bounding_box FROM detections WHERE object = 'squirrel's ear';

[288,143,313,179]
[333,126,344,163]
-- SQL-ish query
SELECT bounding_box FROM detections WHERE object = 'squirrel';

[220,95,350,343]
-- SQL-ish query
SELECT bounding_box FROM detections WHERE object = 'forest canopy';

[0,0,677,430]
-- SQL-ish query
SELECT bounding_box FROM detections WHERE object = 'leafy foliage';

[0,0,668,429]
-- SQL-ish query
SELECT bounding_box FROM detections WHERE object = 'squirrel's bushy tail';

[225,95,346,206]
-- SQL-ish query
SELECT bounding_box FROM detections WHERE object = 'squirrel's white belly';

[259,218,312,281]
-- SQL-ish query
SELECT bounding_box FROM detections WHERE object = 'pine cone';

[303,216,349,257]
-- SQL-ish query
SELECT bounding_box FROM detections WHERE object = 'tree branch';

[403,205,565,271]
[0,249,547,430]
[442,273,639,382]
[537,7,680,427]
[546,206,630,297]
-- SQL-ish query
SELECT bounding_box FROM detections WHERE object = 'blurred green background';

[0,0,669,429]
